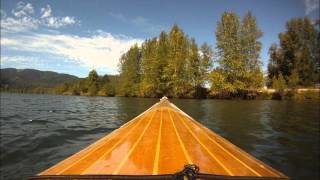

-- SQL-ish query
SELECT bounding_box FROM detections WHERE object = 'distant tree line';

[49,13,320,98]
[268,18,320,91]
[209,11,264,97]
[118,25,213,98]
[3,12,318,99]
[54,70,118,96]
[117,11,266,98]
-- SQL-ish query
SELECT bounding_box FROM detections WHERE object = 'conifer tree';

[214,12,246,92]
[140,38,159,97]
[188,38,201,92]
[288,69,299,89]
[118,44,141,96]
[166,24,191,97]
[199,43,213,83]
[212,11,264,94]
[241,11,264,89]
[157,31,169,95]
[117,24,213,98]
[268,17,319,87]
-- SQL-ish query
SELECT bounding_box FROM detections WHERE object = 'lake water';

[0,93,319,180]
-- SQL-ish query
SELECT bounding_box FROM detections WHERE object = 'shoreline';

[1,88,319,100]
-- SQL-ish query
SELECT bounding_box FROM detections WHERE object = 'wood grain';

[39,98,288,179]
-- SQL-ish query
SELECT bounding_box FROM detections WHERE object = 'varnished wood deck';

[39,97,288,178]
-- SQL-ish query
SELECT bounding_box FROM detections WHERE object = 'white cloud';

[62,16,76,24]
[2,32,143,73]
[1,38,19,46]
[1,16,39,33]
[11,2,34,17]
[1,55,39,64]
[0,55,55,71]
[304,0,319,15]
[1,2,78,33]
[1,2,39,32]
[39,4,77,28]
[41,5,52,18]
[1,2,140,74]
[44,16,76,28]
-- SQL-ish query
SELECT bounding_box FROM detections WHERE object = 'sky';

[1,0,319,77]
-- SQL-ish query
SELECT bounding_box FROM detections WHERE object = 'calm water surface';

[0,93,319,180]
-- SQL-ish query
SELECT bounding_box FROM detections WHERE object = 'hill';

[0,68,79,89]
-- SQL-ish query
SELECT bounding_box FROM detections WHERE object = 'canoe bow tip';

[159,96,171,107]
[34,95,289,179]
[160,96,169,102]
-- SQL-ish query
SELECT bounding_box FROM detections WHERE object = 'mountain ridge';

[0,68,79,88]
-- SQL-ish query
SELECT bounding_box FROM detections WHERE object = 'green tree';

[54,83,69,94]
[189,42,213,98]
[267,43,281,86]
[157,31,169,96]
[199,43,213,82]
[86,70,99,96]
[188,38,201,96]
[97,74,115,96]
[272,73,287,92]
[118,44,141,96]
[268,17,319,87]
[101,74,110,84]
[70,81,81,95]
[209,69,235,93]
[99,82,115,96]
[117,24,212,98]
[215,12,243,91]
[166,24,191,97]
[211,11,264,95]
[88,70,98,83]
[88,83,98,96]
[288,69,299,89]
[140,38,159,97]
[241,11,264,89]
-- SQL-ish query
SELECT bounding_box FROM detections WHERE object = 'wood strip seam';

[183,114,262,177]
[182,112,282,177]
[41,111,149,175]
[168,109,192,164]
[152,108,163,175]
[56,114,146,175]
[40,125,120,175]
[112,110,157,175]
[175,111,234,176]
[171,102,283,177]
[80,113,148,174]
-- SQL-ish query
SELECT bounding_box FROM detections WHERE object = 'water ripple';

[0,93,319,180]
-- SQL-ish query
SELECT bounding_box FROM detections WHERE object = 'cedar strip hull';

[38,97,288,179]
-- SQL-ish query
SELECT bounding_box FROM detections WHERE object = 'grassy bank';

[1,88,319,101]
[257,89,320,100]
[208,88,320,100]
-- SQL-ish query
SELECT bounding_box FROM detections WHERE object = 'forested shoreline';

[1,11,319,100]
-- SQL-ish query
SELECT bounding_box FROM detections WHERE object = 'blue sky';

[1,0,319,77]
